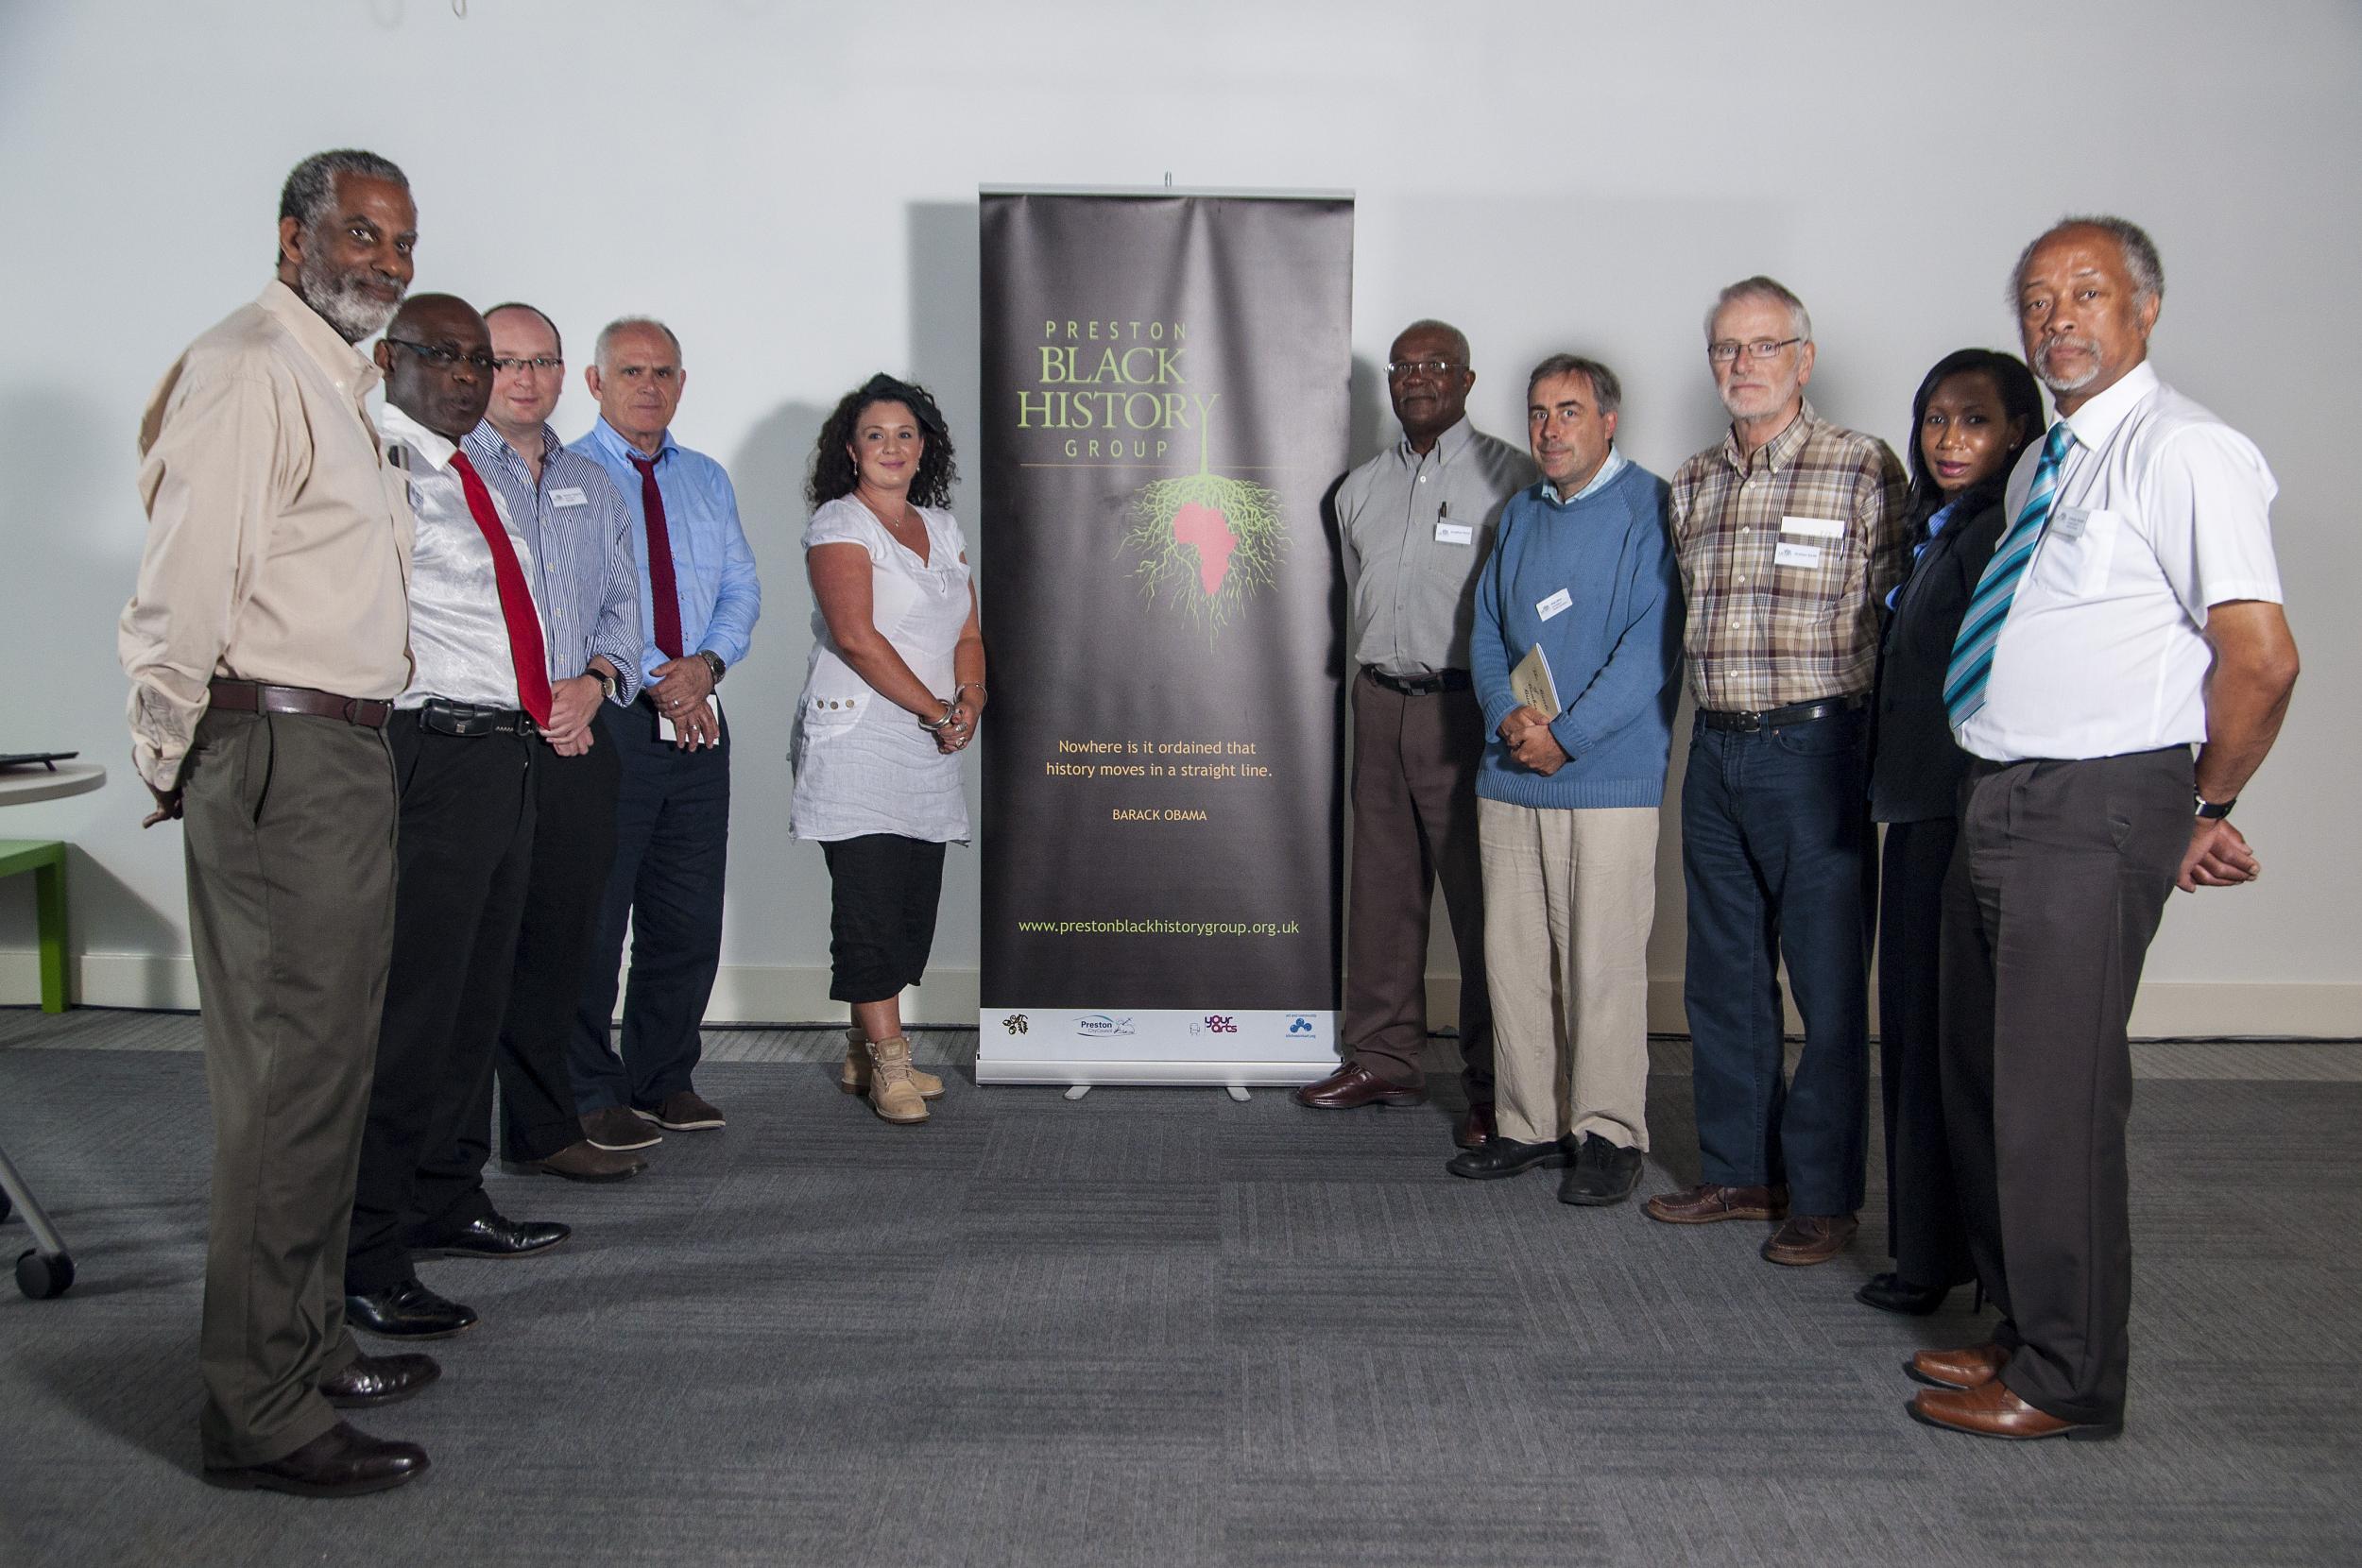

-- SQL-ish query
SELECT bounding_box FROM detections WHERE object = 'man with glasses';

[124,145,431,1497]
[1646,278,1908,1267]
[1296,319,1535,1148]
[342,295,573,1343]
[568,317,760,1142]
[455,302,648,1185]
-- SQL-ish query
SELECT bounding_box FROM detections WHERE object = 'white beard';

[2033,333,2103,394]
[298,247,402,344]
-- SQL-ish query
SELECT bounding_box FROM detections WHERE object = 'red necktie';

[630,453,687,661]
[448,451,555,726]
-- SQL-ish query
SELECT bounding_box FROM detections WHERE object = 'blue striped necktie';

[1943,422,2076,727]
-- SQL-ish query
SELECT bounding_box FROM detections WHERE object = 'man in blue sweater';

[1451,356,1684,1204]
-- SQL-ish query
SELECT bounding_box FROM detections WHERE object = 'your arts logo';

[1122,417,1286,638]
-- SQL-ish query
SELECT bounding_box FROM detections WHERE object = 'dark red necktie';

[448,451,555,726]
[630,453,687,661]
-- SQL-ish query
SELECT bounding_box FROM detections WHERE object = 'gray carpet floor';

[2,1010,2359,1566]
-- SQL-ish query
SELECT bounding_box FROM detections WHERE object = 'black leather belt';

[1697,694,1867,733]
[414,698,536,738]
[1365,667,1471,697]
[208,678,392,730]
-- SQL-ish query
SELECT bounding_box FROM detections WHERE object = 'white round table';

[0,762,107,807]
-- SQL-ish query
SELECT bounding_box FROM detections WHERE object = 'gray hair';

[276,149,407,259]
[2009,214,2165,310]
[1703,275,1812,345]
[486,300,564,359]
[1394,317,1471,366]
[1526,353,1623,417]
[595,315,683,371]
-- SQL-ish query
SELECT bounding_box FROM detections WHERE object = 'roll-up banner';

[976,187,1353,1086]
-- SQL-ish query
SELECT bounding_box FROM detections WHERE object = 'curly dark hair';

[807,373,959,510]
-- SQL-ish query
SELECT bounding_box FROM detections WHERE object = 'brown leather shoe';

[508,1139,647,1183]
[1908,1341,2011,1390]
[319,1352,440,1410]
[202,1421,431,1497]
[1454,1102,1496,1150]
[1293,1064,1427,1109]
[582,1106,660,1151]
[1760,1213,1857,1266]
[1643,1182,1789,1224]
[1908,1378,2120,1441]
[636,1089,725,1131]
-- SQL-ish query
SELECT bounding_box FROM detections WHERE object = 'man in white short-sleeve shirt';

[1908,216,2300,1444]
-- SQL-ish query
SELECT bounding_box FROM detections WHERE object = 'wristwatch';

[594,669,618,702]
[2194,793,2236,820]
[698,650,726,685]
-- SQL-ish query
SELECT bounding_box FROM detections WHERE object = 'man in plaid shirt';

[1644,277,1908,1267]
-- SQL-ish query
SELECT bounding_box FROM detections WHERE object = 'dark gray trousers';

[182,709,396,1467]
[1940,747,2190,1426]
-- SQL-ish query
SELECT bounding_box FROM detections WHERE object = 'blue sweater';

[1470,461,1684,809]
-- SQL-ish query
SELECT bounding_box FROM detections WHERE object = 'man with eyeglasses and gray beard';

[121,148,435,1496]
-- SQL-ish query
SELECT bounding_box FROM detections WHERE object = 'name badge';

[2050,505,2089,540]
[1773,540,1824,569]
[1434,520,1474,546]
[549,486,588,507]
[1536,588,1574,621]
[1780,516,1845,538]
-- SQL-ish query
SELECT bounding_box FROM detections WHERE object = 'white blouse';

[789,496,973,843]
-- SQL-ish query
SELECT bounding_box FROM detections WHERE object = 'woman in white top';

[791,374,984,1124]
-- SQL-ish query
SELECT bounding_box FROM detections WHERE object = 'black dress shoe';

[345,1277,478,1339]
[319,1352,441,1409]
[1558,1132,1645,1206]
[412,1213,571,1261]
[202,1421,430,1497]
[1445,1135,1571,1181]
[1856,1271,1953,1316]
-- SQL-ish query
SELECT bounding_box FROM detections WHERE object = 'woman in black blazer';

[1859,349,2044,1316]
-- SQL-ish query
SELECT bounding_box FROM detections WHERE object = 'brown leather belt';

[1697,694,1867,734]
[208,678,393,731]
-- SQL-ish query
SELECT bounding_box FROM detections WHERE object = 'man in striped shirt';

[1645,277,1908,1268]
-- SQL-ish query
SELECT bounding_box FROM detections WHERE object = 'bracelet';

[920,700,956,733]
[955,683,986,704]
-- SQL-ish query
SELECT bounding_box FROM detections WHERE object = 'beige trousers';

[1477,798,1658,1150]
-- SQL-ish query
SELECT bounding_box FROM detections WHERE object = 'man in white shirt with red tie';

[1906,217,2300,1441]
[341,295,578,1342]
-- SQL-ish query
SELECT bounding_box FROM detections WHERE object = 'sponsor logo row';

[997,1012,1326,1041]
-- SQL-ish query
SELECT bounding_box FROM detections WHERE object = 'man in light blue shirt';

[567,316,761,1142]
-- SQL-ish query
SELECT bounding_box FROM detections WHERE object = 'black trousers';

[345,715,536,1296]
[464,707,624,1165]
[1874,817,1974,1287]
[823,834,948,1003]
[1939,748,2189,1425]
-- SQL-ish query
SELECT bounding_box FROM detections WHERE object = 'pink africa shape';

[1172,503,1237,595]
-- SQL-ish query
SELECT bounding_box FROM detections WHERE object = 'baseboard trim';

[3,953,2353,1039]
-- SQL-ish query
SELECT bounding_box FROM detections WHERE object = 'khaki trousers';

[181,709,397,1467]
[1478,798,1657,1150]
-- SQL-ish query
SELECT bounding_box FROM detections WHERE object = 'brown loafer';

[581,1106,660,1151]
[1643,1182,1789,1224]
[202,1421,431,1497]
[1760,1213,1857,1266]
[506,1139,648,1183]
[1454,1102,1496,1150]
[318,1352,440,1410]
[1292,1064,1427,1109]
[1908,1341,2011,1390]
[1908,1378,2120,1441]
[635,1089,726,1132]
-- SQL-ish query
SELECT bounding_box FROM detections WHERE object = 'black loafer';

[1558,1133,1645,1206]
[345,1277,478,1339]
[319,1351,441,1409]
[1445,1135,1571,1181]
[1856,1271,1953,1316]
[203,1421,429,1497]
[412,1213,570,1261]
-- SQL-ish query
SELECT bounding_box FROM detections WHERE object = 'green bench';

[0,840,69,1012]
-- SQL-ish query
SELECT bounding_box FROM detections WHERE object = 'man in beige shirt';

[119,148,435,1498]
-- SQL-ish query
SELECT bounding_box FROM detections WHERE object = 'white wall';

[3,0,2355,1033]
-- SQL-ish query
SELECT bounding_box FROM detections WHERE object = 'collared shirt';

[1957,362,2282,763]
[1669,399,1908,712]
[1336,417,1537,676]
[1540,446,1630,506]
[462,419,643,705]
[378,403,546,712]
[573,418,761,686]
[121,281,415,792]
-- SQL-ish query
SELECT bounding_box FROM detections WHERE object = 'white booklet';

[658,692,723,747]
[1510,643,1560,718]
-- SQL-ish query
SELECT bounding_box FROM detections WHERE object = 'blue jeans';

[1680,707,1874,1217]
[569,697,731,1114]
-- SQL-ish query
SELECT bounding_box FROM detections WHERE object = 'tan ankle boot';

[842,1028,944,1099]
[864,1035,930,1124]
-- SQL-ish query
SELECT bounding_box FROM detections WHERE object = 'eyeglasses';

[1386,357,1463,380]
[490,355,564,373]
[1706,337,1803,365]
[385,338,499,373]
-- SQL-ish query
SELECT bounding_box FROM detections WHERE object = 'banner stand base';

[976,1057,1335,1089]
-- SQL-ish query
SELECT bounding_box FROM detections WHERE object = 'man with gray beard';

[121,148,435,1495]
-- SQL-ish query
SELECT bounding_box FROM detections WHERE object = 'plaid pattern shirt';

[1669,401,1908,712]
